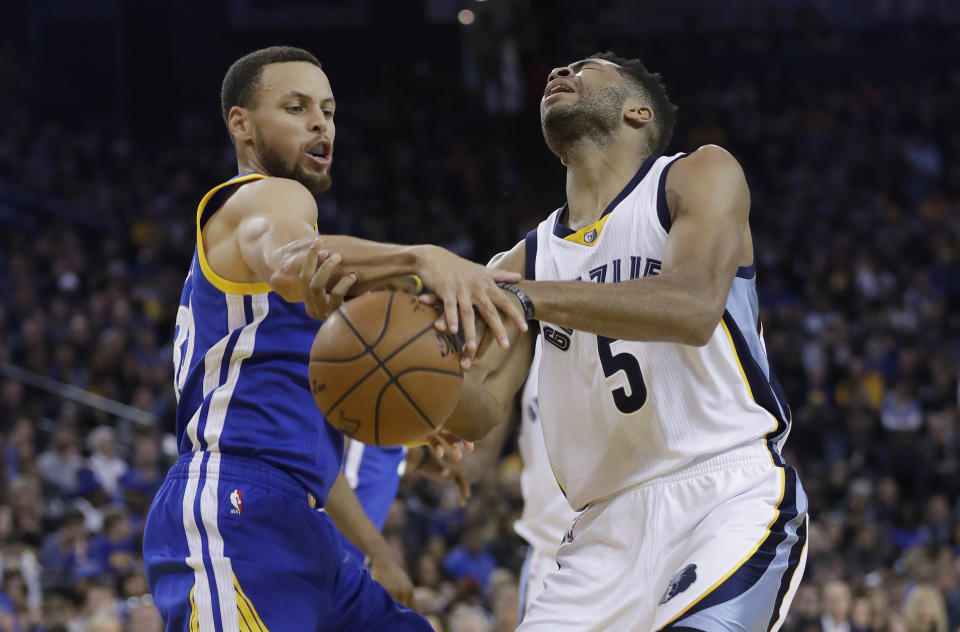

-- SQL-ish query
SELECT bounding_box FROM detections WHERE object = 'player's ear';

[624,102,653,130]
[227,105,254,144]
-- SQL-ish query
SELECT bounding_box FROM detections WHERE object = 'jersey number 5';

[596,336,647,413]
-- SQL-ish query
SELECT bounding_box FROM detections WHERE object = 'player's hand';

[412,245,526,369]
[411,431,473,506]
[297,238,357,320]
[369,548,416,609]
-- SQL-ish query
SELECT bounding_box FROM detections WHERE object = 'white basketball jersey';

[514,338,578,555]
[528,153,791,511]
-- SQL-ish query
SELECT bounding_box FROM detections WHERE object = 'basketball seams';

[310,292,396,364]
[318,319,440,418]
[311,291,462,445]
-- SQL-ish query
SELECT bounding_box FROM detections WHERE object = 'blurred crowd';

[0,17,959,632]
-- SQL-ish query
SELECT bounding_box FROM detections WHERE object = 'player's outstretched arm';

[324,470,416,608]
[510,145,751,345]
[211,176,526,364]
[442,241,536,441]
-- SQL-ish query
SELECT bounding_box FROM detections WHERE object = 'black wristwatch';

[496,282,536,321]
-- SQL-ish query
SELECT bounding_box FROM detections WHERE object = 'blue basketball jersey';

[172,173,342,504]
[342,440,407,531]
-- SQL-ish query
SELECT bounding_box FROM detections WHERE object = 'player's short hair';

[220,46,323,127]
[588,51,678,155]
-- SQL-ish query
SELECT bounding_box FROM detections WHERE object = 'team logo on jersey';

[229,489,243,515]
[583,228,598,244]
[659,564,697,605]
[543,326,573,351]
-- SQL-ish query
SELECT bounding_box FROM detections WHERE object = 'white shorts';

[518,457,808,632]
[519,545,561,619]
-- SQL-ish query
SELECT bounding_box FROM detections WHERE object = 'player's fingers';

[330,272,357,299]
[311,252,340,290]
[418,293,438,305]
[489,268,522,283]
[474,293,510,349]
[477,300,510,350]
[298,241,321,283]
[491,286,529,334]
[458,291,478,368]
[440,291,459,336]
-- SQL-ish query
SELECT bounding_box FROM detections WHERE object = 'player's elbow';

[682,306,724,347]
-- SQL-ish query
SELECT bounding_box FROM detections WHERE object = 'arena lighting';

[458,9,475,24]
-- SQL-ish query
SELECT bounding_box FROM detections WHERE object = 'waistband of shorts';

[638,440,776,488]
[168,452,319,508]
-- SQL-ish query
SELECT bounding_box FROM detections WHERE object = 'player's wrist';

[496,282,536,320]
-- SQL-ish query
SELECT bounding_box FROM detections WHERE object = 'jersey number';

[173,301,196,402]
[596,336,647,413]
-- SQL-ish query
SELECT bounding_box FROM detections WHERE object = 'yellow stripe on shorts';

[235,575,270,632]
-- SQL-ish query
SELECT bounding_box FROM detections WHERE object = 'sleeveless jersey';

[342,441,407,531]
[527,153,791,511]
[172,173,342,503]
[514,338,577,555]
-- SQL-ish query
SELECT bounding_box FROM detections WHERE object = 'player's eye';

[286,105,305,114]
[322,109,334,117]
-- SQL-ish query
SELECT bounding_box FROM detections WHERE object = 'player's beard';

[254,132,332,196]
[541,84,626,157]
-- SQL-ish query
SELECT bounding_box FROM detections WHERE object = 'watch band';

[496,282,536,321]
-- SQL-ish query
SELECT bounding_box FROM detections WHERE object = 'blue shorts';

[143,453,430,631]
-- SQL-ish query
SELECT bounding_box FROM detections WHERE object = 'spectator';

[37,423,84,499]
[443,525,498,593]
[822,580,853,632]
[902,585,948,632]
[86,427,127,500]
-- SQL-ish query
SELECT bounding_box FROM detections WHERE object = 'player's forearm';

[319,236,430,292]
[324,472,393,561]
[518,274,721,346]
[443,372,510,442]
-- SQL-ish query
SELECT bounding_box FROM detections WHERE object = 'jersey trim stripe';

[720,311,789,435]
[656,152,688,232]
[183,452,218,632]
[235,574,270,631]
[767,515,809,630]
[343,439,365,489]
[659,466,805,630]
[561,213,613,246]
[551,154,658,240]
[524,229,538,281]
[195,173,272,296]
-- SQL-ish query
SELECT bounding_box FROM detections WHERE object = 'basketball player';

[442,52,809,630]
[141,45,525,631]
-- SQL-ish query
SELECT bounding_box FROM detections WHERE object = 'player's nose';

[309,110,328,133]
[547,66,573,83]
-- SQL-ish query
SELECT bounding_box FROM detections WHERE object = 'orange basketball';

[308,291,463,446]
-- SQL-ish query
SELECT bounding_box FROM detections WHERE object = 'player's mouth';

[306,140,332,167]
[543,78,576,103]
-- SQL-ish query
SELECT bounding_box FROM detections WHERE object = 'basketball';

[308,291,464,446]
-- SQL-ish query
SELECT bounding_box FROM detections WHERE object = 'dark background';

[0,2,958,631]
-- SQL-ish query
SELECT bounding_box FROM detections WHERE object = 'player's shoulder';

[222,176,317,220]
[669,145,743,180]
[487,238,526,277]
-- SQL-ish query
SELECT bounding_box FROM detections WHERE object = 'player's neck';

[562,142,649,230]
[236,153,268,177]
